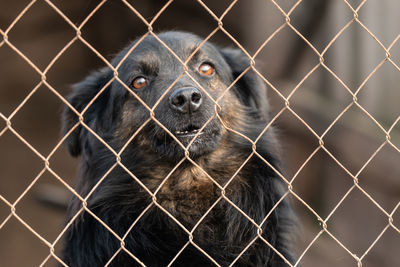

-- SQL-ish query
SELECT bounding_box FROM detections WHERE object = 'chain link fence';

[1,0,399,266]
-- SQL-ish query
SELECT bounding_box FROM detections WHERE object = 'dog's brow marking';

[137,57,160,75]
[187,46,202,62]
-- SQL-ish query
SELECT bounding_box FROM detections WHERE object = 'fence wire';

[0,0,399,266]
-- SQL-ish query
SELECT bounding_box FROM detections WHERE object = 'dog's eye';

[132,76,148,89]
[198,63,215,76]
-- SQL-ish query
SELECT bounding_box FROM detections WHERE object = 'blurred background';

[1,0,399,266]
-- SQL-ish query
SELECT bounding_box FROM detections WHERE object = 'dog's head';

[62,31,269,160]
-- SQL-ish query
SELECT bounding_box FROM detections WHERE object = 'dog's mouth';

[175,124,204,138]
[151,120,222,159]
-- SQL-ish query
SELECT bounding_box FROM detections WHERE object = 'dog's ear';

[62,67,113,157]
[220,48,269,118]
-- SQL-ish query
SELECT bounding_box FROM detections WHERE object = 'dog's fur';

[62,31,295,266]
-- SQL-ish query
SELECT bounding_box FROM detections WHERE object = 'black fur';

[62,31,295,267]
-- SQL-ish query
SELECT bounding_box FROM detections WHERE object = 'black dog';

[62,31,295,266]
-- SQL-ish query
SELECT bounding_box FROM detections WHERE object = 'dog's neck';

[134,135,253,226]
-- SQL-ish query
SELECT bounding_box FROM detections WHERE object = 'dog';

[61,31,295,266]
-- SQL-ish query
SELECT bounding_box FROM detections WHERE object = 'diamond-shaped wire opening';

[290,149,354,218]
[322,24,390,92]
[284,67,355,135]
[0,130,43,201]
[0,199,9,226]
[0,216,51,266]
[321,104,388,171]
[77,1,149,57]
[59,204,147,266]
[390,121,400,150]
[40,255,64,267]
[5,0,76,70]
[327,188,390,255]
[46,147,78,192]
[46,0,108,26]
[297,231,356,266]
[252,26,321,97]
[45,39,112,91]
[0,0,33,29]
[274,111,322,178]
[392,206,400,232]
[290,203,324,265]
[150,1,219,37]
[390,38,400,66]
[344,0,366,11]
[271,0,302,14]
[353,144,400,211]
[0,45,41,116]
[356,2,400,47]
[356,63,400,127]
[12,170,69,240]
[361,226,400,266]
[199,0,238,18]
[10,85,71,155]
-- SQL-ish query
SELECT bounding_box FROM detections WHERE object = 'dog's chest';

[143,161,246,227]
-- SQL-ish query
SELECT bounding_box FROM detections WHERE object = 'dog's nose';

[169,87,202,113]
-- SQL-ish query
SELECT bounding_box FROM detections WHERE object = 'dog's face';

[114,32,238,158]
[63,31,269,160]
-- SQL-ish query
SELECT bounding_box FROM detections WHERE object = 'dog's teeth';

[175,129,201,135]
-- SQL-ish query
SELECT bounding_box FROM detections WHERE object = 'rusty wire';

[0,0,399,266]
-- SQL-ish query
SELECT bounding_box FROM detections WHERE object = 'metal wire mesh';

[0,0,399,266]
